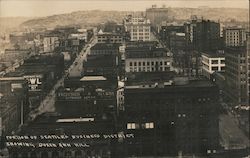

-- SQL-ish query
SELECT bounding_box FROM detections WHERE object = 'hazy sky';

[0,0,248,17]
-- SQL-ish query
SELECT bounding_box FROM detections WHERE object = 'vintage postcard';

[0,0,249,157]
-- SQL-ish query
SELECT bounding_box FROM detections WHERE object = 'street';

[29,37,96,121]
[69,37,96,77]
[219,112,249,150]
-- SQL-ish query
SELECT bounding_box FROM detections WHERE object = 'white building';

[202,52,225,78]
[97,30,123,43]
[223,27,246,47]
[117,80,125,113]
[69,33,87,41]
[124,15,151,41]
[125,47,172,73]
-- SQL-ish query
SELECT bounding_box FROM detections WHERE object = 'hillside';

[20,8,248,29]
[20,10,135,28]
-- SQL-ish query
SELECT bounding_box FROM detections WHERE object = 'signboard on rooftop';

[24,75,43,91]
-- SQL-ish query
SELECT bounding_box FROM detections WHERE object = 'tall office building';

[185,19,221,52]
[223,27,246,47]
[225,46,249,106]
[123,15,151,41]
[122,75,220,156]
[146,5,170,31]
[193,20,221,52]
[246,33,250,106]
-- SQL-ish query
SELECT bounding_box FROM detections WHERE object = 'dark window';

[211,60,218,64]
[212,67,218,71]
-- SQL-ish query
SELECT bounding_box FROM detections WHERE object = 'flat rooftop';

[125,73,215,89]
[80,76,107,81]
[202,51,225,58]
[125,47,169,58]
[225,46,247,54]
[97,32,123,36]
[4,65,53,77]
[90,43,120,50]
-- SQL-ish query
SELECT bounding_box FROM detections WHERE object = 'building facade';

[122,76,220,156]
[43,36,59,53]
[124,15,151,41]
[125,46,172,73]
[201,51,225,79]
[85,43,121,80]
[159,25,185,49]
[223,27,246,47]
[169,32,188,51]
[186,19,221,52]
[173,51,203,77]
[145,5,170,32]
[97,32,124,44]
[0,80,28,137]
[247,34,250,106]
[225,46,249,106]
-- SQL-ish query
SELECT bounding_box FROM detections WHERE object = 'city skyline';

[0,1,249,157]
[0,0,248,17]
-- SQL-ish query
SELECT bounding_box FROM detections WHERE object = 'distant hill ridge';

[20,8,248,28]
[21,10,133,28]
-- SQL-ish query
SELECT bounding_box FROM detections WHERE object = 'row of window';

[97,36,122,39]
[129,66,170,72]
[133,33,150,36]
[210,60,225,64]
[226,43,244,47]
[211,66,225,71]
[97,39,122,42]
[130,25,150,29]
[226,38,241,41]
[132,36,150,40]
[226,31,243,35]
[129,61,171,66]
[127,122,154,129]
[131,35,150,38]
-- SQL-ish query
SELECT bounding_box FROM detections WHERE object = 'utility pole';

[21,101,24,125]
[247,0,250,106]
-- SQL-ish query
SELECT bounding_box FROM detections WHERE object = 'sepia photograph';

[0,0,249,157]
